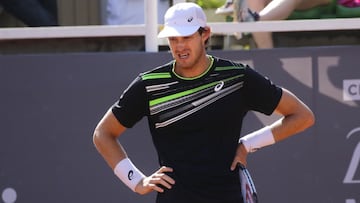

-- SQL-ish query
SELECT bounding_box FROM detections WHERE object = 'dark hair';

[197,27,206,35]
[197,27,209,45]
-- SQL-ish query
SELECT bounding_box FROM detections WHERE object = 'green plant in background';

[187,0,226,9]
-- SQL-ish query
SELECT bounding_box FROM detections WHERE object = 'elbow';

[92,127,111,155]
[304,109,315,129]
[93,127,105,149]
[93,128,100,147]
[92,125,120,150]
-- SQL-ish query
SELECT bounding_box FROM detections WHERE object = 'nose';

[174,39,185,50]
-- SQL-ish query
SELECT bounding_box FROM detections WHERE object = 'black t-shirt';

[112,55,282,202]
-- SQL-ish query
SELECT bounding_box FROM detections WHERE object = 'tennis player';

[93,2,315,203]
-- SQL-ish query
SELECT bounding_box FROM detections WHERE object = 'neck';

[174,55,211,78]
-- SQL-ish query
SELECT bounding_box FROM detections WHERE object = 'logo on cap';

[187,16,193,22]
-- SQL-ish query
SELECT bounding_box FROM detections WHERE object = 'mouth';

[178,53,189,60]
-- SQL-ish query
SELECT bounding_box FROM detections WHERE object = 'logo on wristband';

[128,170,134,180]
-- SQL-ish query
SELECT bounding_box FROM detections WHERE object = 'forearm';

[259,0,302,20]
[270,109,314,142]
[93,129,127,169]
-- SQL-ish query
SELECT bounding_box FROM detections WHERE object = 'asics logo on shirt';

[214,81,225,92]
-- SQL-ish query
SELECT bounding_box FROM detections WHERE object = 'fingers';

[230,157,247,171]
[230,143,248,171]
[152,168,175,192]
[157,166,174,173]
[141,166,176,193]
[230,159,239,171]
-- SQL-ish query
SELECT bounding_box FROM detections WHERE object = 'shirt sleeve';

[242,66,283,115]
[111,76,148,128]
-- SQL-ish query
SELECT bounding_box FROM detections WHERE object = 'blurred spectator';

[234,0,332,48]
[215,0,234,15]
[101,0,169,25]
[0,0,58,27]
[338,0,360,7]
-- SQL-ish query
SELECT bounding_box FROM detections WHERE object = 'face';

[168,27,210,74]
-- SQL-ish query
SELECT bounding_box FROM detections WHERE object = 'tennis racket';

[239,164,258,203]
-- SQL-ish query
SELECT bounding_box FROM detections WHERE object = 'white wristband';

[114,158,146,192]
[239,126,275,153]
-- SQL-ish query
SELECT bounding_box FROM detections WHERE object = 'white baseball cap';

[158,2,207,38]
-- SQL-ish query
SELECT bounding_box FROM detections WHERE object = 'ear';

[202,26,211,41]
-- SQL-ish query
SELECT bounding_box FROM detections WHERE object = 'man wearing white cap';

[93,2,315,203]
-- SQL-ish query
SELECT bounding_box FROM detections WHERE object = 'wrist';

[239,126,275,153]
[114,158,146,192]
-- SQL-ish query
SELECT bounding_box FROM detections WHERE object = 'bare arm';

[231,88,315,168]
[93,108,175,194]
[93,108,127,170]
[271,88,315,142]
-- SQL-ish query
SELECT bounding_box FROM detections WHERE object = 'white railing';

[209,18,360,33]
